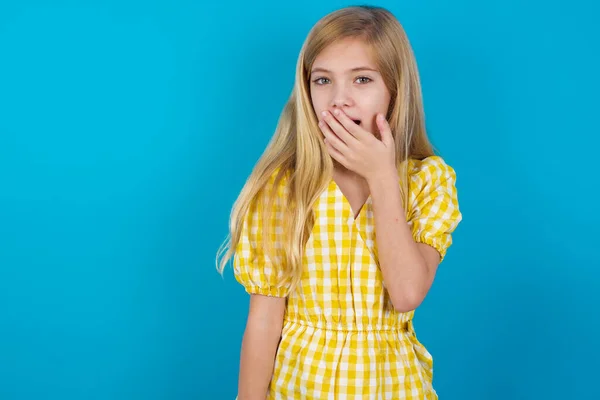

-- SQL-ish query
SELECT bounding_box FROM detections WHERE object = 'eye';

[356,76,372,84]
[312,77,330,85]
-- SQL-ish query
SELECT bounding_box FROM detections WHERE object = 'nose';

[330,82,354,108]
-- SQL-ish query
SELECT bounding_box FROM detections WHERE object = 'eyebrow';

[310,66,379,74]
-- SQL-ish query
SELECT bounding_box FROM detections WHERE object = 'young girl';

[217,5,462,399]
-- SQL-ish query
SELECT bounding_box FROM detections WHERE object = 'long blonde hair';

[216,5,434,293]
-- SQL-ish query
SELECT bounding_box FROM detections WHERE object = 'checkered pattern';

[234,156,462,399]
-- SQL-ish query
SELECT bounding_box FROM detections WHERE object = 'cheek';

[361,92,388,113]
[365,118,377,133]
[376,95,391,114]
[366,85,391,113]
[310,92,320,112]
[362,117,381,139]
[311,96,328,120]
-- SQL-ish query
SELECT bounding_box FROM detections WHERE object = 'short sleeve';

[233,171,291,297]
[407,156,462,262]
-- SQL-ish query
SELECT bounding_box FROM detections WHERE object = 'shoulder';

[408,155,457,185]
[405,155,461,217]
[268,166,292,187]
[405,156,462,260]
[246,167,292,222]
[263,166,292,201]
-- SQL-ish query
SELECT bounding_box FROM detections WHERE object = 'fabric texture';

[234,156,462,399]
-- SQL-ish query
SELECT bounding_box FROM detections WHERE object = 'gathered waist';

[283,317,412,333]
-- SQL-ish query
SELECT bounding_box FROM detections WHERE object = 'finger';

[323,137,349,167]
[377,113,393,146]
[319,119,349,154]
[332,109,369,141]
[321,111,357,145]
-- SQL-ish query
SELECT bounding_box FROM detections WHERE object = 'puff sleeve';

[233,173,291,297]
[407,156,462,262]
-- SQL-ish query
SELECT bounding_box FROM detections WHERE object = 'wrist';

[367,167,399,191]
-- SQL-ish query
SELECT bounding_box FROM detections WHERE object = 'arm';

[367,170,441,312]
[237,294,286,400]
[317,110,458,312]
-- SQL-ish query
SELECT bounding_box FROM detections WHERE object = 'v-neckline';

[330,178,371,221]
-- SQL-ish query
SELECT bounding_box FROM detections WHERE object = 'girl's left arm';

[368,170,441,313]
[318,109,457,312]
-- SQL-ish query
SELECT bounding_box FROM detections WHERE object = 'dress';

[234,156,462,399]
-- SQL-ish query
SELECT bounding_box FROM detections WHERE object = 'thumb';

[377,114,393,146]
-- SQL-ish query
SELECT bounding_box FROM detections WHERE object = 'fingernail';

[334,109,340,116]
[321,111,328,117]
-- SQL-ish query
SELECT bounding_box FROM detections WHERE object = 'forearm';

[367,169,430,312]
[237,299,284,399]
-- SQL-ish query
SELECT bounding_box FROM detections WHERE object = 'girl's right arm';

[237,294,286,400]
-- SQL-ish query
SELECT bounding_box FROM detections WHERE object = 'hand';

[318,109,396,181]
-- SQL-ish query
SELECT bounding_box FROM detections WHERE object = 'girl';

[217,5,462,400]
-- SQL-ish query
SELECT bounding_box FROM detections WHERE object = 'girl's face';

[310,37,391,138]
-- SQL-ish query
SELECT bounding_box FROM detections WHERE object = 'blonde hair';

[216,5,434,293]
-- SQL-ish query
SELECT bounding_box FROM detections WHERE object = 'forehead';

[312,37,377,72]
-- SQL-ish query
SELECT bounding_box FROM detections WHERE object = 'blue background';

[1,0,598,399]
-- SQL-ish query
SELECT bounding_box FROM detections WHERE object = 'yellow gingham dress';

[234,156,462,399]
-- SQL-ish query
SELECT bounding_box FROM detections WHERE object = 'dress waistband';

[283,318,411,332]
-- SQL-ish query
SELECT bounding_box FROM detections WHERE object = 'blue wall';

[1,1,598,399]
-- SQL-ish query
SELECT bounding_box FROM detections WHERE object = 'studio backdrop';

[0,0,598,399]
